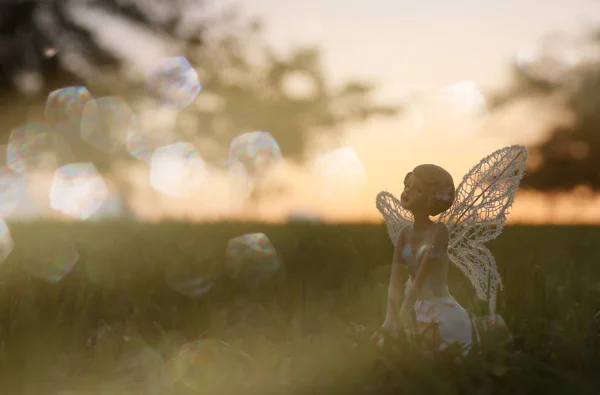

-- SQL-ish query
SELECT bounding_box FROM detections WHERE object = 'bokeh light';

[21,229,78,283]
[280,70,318,100]
[0,166,26,217]
[149,142,206,197]
[312,147,367,200]
[49,162,109,220]
[126,105,178,163]
[436,81,488,117]
[226,233,280,288]
[81,96,137,153]
[7,123,62,174]
[146,56,202,109]
[221,156,253,198]
[114,343,169,393]
[166,274,216,299]
[165,339,239,391]
[45,86,93,125]
[228,131,283,179]
[165,250,218,299]
[0,219,14,264]
[54,118,81,144]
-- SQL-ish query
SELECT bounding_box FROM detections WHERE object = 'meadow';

[0,221,598,394]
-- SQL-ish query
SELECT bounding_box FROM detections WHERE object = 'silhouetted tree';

[491,30,600,191]
[0,1,398,213]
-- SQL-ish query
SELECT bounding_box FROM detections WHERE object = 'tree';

[490,30,600,191]
[0,1,397,214]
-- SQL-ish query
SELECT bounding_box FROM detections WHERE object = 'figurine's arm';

[380,227,408,333]
[398,223,449,319]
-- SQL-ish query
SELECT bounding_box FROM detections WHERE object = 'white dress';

[402,244,475,352]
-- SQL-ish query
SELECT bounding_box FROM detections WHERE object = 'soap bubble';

[114,344,168,393]
[45,86,93,124]
[49,163,109,220]
[149,142,205,197]
[165,248,218,299]
[126,105,178,162]
[146,56,202,109]
[221,156,253,198]
[435,81,489,138]
[312,147,367,199]
[0,165,27,217]
[436,81,487,117]
[7,123,64,174]
[166,273,216,299]
[0,219,14,265]
[81,96,137,153]
[228,131,283,179]
[226,233,280,288]
[166,339,241,391]
[21,229,78,283]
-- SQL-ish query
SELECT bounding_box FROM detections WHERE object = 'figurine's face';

[401,173,433,213]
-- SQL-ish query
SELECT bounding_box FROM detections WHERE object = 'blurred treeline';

[1,1,600,202]
[0,1,395,167]
[492,30,600,192]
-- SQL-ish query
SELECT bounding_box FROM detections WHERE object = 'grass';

[0,221,598,394]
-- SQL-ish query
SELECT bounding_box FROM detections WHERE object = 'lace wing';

[439,145,527,242]
[376,191,413,246]
[448,242,502,315]
[439,145,527,312]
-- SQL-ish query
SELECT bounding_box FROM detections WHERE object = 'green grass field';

[0,221,598,394]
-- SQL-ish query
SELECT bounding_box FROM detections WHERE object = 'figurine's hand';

[370,319,398,347]
[369,330,385,347]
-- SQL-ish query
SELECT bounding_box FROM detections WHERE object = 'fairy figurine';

[371,145,527,352]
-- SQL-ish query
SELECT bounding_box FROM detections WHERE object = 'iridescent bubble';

[0,163,27,218]
[7,123,62,174]
[312,147,367,200]
[149,142,205,197]
[45,86,93,124]
[55,118,81,142]
[126,129,173,163]
[165,251,218,299]
[114,343,168,393]
[81,96,137,153]
[166,339,237,390]
[221,156,253,198]
[49,163,109,220]
[166,274,215,299]
[228,131,283,178]
[226,233,280,288]
[436,81,487,117]
[21,229,78,283]
[126,105,178,162]
[146,56,202,109]
[0,219,14,264]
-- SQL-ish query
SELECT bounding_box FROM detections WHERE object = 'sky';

[14,0,600,223]
[226,0,600,99]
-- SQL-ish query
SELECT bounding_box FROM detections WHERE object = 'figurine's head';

[401,164,455,216]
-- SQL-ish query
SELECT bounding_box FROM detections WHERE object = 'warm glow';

[13,92,590,225]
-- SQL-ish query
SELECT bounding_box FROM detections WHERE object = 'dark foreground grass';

[0,221,598,394]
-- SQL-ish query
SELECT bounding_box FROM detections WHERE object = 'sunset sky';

[16,0,600,223]
[227,0,600,98]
